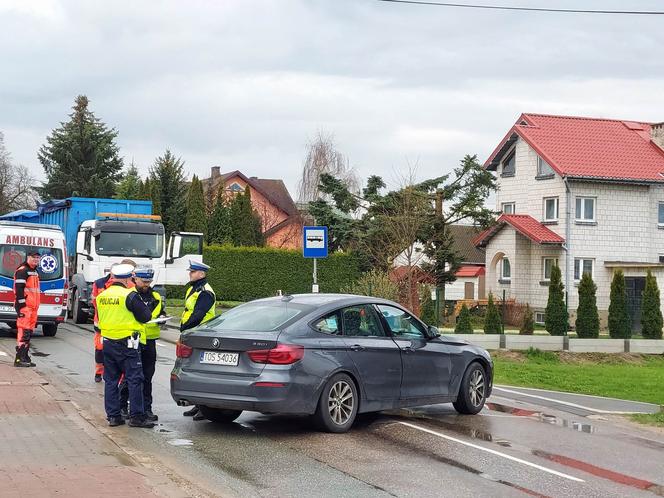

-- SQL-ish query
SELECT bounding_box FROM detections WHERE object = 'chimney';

[211,166,220,179]
[652,123,664,151]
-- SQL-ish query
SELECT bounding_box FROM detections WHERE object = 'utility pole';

[434,189,444,325]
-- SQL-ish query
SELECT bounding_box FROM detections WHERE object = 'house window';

[542,258,558,281]
[229,182,243,192]
[535,312,545,325]
[502,151,515,176]
[537,156,555,177]
[575,197,595,222]
[543,197,559,222]
[658,202,664,226]
[574,258,594,281]
[502,202,516,214]
[501,258,511,281]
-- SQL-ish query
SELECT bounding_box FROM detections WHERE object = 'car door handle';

[350,344,365,351]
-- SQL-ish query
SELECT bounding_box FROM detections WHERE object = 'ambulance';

[0,221,68,337]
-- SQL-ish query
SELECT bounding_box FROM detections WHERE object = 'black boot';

[24,345,36,367]
[145,410,158,422]
[14,346,32,368]
[128,416,156,428]
[183,405,199,417]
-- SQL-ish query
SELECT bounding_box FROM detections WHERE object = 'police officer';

[119,266,164,422]
[180,261,216,420]
[92,259,136,382]
[96,264,154,428]
[13,249,41,368]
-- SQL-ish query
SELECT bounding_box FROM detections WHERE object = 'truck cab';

[70,216,202,323]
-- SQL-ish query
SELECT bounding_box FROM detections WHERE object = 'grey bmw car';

[171,294,493,433]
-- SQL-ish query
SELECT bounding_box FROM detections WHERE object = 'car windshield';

[95,232,163,258]
[205,302,313,332]
[0,245,64,282]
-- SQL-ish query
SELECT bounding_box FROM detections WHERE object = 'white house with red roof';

[476,113,664,330]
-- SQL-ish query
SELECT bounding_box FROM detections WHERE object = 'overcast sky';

[1,0,663,198]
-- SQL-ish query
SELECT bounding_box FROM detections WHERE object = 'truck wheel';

[42,324,58,337]
[72,290,87,324]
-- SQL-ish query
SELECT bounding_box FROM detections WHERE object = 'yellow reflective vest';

[144,290,163,340]
[96,284,145,344]
[181,283,216,326]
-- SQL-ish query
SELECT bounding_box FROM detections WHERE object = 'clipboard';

[148,316,172,324]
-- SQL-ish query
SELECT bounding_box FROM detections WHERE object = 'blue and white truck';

[0,197,203,323]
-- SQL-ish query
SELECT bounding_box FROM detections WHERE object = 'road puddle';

[31,351,50,357]
[539,413,595,433]
[168,438,194,446]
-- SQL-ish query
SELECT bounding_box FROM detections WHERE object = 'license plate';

[0,305,14,313]
[200,351,239,366]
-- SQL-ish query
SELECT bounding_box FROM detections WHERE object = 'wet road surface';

[2,322,664,498]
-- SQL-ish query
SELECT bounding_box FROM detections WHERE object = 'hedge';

[167,245,362,302]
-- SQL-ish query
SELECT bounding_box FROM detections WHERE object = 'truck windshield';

[95,232,163,258]
[0,245,64,282]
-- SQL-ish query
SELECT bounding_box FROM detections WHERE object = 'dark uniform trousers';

[104,338,145,418]
[120,339,157,412]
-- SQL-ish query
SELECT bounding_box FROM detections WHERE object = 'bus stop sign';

[303,226,328,259]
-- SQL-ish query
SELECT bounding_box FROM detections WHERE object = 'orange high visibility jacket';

[14,262,40,312]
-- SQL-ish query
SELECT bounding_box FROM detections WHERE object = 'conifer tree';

[520,304,535,335]
[228,187,264,246]
[575,272,599,338]
[184,175,207,236]
[149,150,186,234]
[419,287,436,326]
[608,269,631,338]
[38,95,123,199]
[455,304,473,334]
[115,163,142,200]
[207,185,231,245]
[545,264,568,336]
[484,293,502,335]
[641,270,663,339]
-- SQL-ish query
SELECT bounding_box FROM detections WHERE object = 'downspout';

[563,177,571,327]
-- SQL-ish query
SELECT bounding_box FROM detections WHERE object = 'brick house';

[201,167,303,249]
[475,113,664,330]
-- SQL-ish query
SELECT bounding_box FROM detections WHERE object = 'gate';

[625,277,646,332]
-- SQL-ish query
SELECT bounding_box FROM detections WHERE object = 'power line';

[377,0,664,15]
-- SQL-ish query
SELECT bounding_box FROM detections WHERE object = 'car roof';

[251,293,396,307]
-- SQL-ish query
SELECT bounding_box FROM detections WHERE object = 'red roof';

[474,214,565,247]
[485,113,664,183]
[455,265,485,278]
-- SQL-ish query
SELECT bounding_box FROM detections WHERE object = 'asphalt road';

[2,322,664,498]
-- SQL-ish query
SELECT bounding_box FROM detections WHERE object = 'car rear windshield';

[206,302,314,332]
[0,245,64,282]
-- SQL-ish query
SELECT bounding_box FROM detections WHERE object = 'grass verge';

[493,349,664,405]
[630,412,664,427]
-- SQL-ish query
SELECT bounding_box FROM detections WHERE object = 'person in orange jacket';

[92,259,136,382]
[13,250,42,368]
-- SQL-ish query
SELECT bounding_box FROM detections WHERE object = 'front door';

[464,282,475,300]
[625,277,646,332]
[340,305,402,401]
[376,304,451,399]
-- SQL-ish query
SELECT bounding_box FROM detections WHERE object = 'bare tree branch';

[0,132,38,213]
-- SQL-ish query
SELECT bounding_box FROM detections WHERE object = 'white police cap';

[187,260,210,272]
[110,263,134,279]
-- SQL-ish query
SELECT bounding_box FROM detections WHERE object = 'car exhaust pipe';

[177,399,191,407]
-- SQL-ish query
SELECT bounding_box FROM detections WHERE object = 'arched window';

[501,258,511,281]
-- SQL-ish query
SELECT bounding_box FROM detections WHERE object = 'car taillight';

[247,344,304,365]
[176,341,193,358]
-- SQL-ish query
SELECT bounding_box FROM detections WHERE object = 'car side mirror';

[428,325,440,338]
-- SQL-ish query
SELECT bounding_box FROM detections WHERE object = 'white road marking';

[493,387,646,414]
[397,421,585,483]
[0,351,8,357]
[156,341,170,348]
[496,384,659,407]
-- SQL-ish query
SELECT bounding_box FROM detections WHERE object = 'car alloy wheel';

[328,380,354,426]
[468,368,485,407]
